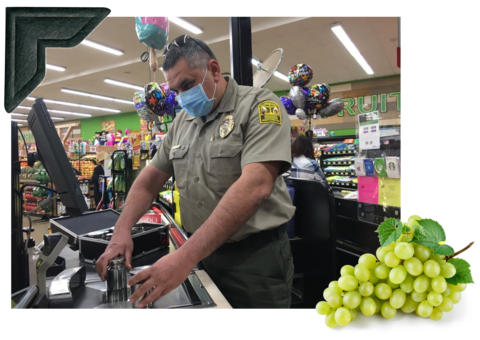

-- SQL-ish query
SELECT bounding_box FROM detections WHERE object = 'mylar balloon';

[318,98,345,117]
[133,91,155,122]
[289,86,307,110]
[160,82,171,97]
[288,64,314,87]
[307,83,330,110]
[280,96,296,115]
[163,92,178,115]
[135,17,169,50]
[144,82,166,116]
[295,108,306,121]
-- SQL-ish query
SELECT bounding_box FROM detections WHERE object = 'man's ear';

[209,59,222,82]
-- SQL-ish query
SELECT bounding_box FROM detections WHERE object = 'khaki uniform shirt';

[151,76,296,242]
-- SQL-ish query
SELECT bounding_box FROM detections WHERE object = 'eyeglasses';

[162,34,215,60]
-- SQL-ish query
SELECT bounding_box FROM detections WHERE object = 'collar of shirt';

[185,76,238,125]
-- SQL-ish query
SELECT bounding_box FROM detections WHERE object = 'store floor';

[23,216,50,246]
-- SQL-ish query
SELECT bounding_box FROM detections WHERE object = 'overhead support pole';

[229,17,253,86]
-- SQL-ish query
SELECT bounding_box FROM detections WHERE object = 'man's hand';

[95,164,170,281]
[95,231,134,281]
[127,251,194,308]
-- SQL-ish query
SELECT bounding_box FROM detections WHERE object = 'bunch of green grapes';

[316,215,467,328]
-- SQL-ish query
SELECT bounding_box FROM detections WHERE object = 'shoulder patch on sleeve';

[258,100,282,125]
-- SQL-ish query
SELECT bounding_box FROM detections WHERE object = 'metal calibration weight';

[129,266,154,308]
[107,256,127,291]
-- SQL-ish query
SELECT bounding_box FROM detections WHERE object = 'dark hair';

[291,136,315,159]
[162,35,217,71]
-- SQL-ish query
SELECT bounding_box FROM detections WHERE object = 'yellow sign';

[379,178,401,208]
[258,100,282,125]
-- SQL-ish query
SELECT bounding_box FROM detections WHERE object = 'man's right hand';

[95,231,134,281]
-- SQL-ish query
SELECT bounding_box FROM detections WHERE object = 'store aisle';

[22,217,50,246]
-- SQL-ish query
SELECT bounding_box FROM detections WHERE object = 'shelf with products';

[323,164,356,177]
[77,178,94,199]
[162,176,175,192]
[322,150,356,156]
[157,178,176,215]
[111,150,130,210]
[322,159,355,166]
[21,185,54,216]
[158,189,174,211]
[315,136,358,191]
[325,178,358,188]
[158,196,174,211]
[19,159,57,217]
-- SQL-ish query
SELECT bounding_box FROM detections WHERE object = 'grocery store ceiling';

[14,17,399,120]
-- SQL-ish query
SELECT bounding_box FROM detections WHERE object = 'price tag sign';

[69,145,74,152]
[90,146,97,153]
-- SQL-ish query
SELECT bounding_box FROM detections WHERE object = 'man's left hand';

[128,251,194,308]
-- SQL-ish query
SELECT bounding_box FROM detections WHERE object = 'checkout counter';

[12,207,231,309]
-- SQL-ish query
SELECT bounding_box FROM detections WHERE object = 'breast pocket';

[206,142,242,195]
[169,145,189,188]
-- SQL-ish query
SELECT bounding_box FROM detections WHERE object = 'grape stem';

[445,242,474,261]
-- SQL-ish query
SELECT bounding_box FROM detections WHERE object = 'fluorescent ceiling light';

[16,106,30,111]
[169,17,203,34]
[46,63,66,72]
[27,97,120,113]
[273,71,290,83]
[61,88,132,105]
[331,24,374,75]
[15,105,90,118]
[81,39,124,56]
[17,124,23,126]
[50,117,65,121]
[48,110,92,118]
[104,78,143,91]
[251,58,289,83]
[12,119,28,123]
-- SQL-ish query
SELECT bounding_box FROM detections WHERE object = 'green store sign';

[339,92,401,117]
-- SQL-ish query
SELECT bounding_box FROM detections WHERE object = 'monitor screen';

[27,98,87,216]
[172,105,182,119]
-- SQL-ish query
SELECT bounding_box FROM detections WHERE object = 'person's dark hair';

[162,35,217,71]
[291,136,315,159]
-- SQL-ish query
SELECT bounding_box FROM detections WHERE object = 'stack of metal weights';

[106,257,153,308]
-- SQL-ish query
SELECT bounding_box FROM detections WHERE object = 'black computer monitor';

[172,106,181,119]
[27,98,87,216]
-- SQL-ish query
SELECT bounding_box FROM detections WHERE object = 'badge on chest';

[219,114,235,138]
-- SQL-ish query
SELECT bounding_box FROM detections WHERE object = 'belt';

[218,224,287,251]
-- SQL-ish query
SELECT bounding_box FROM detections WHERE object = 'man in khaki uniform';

[96,34,295,308]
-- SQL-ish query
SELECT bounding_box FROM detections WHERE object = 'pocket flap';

[210,142,242,158]
[169,145,189,160]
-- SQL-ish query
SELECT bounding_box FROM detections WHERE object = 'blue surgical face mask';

[176,67,217,118]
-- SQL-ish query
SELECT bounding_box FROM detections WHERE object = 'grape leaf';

[446,258,474,285]
[412,224,425,238]
[411,219,454,256]
[375,218,405,247]
[404,225,411,233]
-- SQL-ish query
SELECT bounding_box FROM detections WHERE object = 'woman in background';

[290,136,326,181]
[92,151,109,209]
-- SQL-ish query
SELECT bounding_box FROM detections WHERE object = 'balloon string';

[148,59,151,83]
[149,47,158,75]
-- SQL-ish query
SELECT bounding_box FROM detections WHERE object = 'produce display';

[113,175,126,193]
[22,162,53,213]
[113,154,126,171]
[316,215,474,327]
[70,160,96,178]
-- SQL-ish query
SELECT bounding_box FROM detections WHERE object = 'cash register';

[11,98,216,309]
